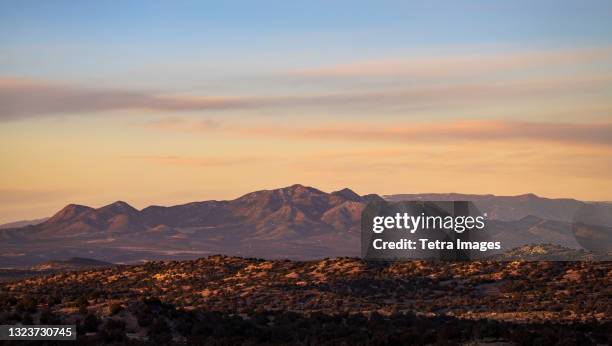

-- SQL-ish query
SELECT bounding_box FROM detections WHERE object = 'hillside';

[31,257,114,271]
[0,255,609,344]
[488,244,612,261]
[0,257,115,283]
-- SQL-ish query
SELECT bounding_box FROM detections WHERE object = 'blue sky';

[2,0,612,82]
[1,1,612,222]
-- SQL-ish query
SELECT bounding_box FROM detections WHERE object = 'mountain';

[384,192,612,223]
[6,202,144,240]
[486,215,583,249]
[0,185,374,267]
[1,185,609,267]
[385,193,612,253]
[0,217,48,229]
[14,185,374,242]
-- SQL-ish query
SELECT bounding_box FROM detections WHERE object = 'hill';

[0,256,609,344]
[488,244,612,261]
[31,257,114,271]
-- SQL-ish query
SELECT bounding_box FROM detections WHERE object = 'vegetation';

[0,256,609,344]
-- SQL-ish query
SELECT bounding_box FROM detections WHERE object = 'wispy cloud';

[243,120,612,147]
[2,73,610,120]
[0,78,252,120]
[150,118,612,148]
[138,155,269,167]
[145,117,220,132]
[297,47,612,78]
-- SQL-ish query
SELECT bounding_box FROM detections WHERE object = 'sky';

[1,0,612,223]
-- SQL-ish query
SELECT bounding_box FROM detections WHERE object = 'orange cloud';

[145,117,220,132]
[140,114,612,147]
[0,78,252,120]
[189,119,612,147]
[298,47,612,78]
[138,155,271,167]
[1,73,610,120]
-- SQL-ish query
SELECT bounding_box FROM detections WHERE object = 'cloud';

[1,71,611,120]
[144,117,220,132]
[297,47,612,78]
[204,119,612,148]
[0,78,252,120]
[137,155,272,167]
[249,120,612,146]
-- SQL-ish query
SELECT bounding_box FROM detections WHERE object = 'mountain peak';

[45,204,94,224]
[284,184,320,193]
[110,200,132,207]
[517,193,539,199]
[362,194,385,203]
[236,184,323,203]
[332,188,361,201]
[274,184,326,197]
[98,201,137,212]
[63,203,93,212]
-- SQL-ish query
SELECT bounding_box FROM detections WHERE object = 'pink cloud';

[231,120,612,147]
[297,47,612,78]
[1,71,610,120]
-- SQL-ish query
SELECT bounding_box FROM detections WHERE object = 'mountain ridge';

[1,184,610,267]
[384,192,610,222]
[5,187,607,228]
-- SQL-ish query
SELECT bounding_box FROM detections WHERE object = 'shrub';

[109,303,123,316]
[83,313,100,333]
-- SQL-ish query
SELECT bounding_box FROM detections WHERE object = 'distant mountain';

[26,184,371,240]
[1,185,609,267]
[0,185,377,267]
[384,192,612,223]
[31,201,146,238]
[486,215,583,249]
[0,217,48,229]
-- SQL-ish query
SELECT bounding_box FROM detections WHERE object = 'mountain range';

[1,184,610,267]
[0,217,49,229]
[385,192,611,222]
